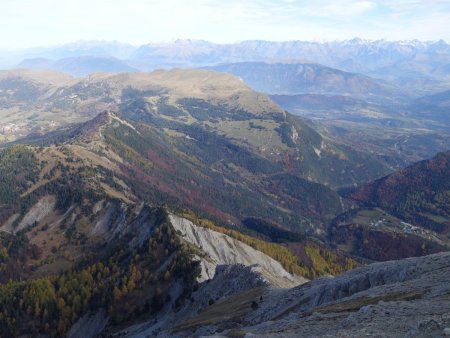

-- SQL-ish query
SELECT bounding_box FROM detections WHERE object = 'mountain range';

[3,38,449,91]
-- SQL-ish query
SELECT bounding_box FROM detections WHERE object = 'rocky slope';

[158,251,450,337]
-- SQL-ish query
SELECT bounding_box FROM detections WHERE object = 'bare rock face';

[17,196,56,232]
[67,310,108,338]
[168,214,307,288]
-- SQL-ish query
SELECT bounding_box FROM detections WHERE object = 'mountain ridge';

[2,38,449,93]
[208,61,407,102]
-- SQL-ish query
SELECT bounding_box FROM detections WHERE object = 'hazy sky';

[1,0,449,47]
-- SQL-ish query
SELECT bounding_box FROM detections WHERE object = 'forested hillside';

[348,151,450,234]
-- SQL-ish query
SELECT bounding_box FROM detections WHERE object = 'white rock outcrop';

[16,196,55,232]
[169,214,307,288]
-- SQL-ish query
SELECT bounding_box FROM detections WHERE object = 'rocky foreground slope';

[121,251,450,337]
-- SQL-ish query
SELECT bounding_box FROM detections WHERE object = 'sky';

[1,0,449,48]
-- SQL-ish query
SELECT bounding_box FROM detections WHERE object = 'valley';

[270,91,450,168]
